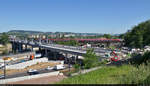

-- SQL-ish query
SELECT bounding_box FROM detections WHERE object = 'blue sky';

[0,0,150,34]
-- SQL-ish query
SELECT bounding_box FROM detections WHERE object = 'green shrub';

[83,48,100,69]
[130,52,150,66]
[2,49,9,55]
[140,52,150,65]
[73,64,80,72]
[119,62,150,84]
[57,65,133,84]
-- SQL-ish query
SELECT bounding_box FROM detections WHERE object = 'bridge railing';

[12,40,112,54]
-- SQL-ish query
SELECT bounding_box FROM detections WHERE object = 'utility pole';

[69,58,71,72]
[4,60,6,79]
[46,35,49,44]
[79,60,82,74]
[39,35,42,44]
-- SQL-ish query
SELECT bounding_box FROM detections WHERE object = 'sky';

[0,0,150,34]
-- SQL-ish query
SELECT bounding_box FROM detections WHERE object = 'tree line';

[121,20,150,48]
[0,33,9,45]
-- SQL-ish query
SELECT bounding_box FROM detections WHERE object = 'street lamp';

[4,60,6,79]
[69,58,71,72]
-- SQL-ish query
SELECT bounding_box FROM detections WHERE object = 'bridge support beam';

[45,49,48,57]
[15,43,19,53]
[39,47,41,52]
[46,38,49,44]
[106,42,110,48]
[18,43,23,52]
[25,44,27,50]
[64,53,68,64]
[54,51,57,60]
[31,46,33,51]
[75,55,78,64]
[39,36,42,44]
[12,42,17,54]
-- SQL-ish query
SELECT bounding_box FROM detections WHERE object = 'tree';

[0,33,9,45]
[124,20,150,48]
[83,48,100,69]
[103,34,112,39]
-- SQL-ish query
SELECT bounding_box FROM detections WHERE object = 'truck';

[30,54,35,60]
[110,51,120,62]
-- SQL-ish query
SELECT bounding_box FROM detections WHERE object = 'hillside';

[8,30,44,35]
[57,64,150,84]
[123,20,150,48]
[7,30,106,36]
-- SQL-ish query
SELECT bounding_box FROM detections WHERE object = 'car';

[45,66,54,70]
[0,75,4,79]
[0,64,4,68]
[27,69,39,75]
[53,65,65,70]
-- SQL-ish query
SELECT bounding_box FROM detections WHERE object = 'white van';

[34,53,42,58]
[53,64,65,70]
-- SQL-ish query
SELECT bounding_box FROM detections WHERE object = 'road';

[0,66,69,80]
[4,69,55,79]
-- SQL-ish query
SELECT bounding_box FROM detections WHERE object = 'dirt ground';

[8,75,68,84]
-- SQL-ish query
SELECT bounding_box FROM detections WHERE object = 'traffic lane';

[1,64,69,79]
[4,66,70,79]
[5,72,28,79]
[2,69,56,79]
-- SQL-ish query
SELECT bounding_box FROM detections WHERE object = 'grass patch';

[120,63,150,84]
[57,65,133,84]
[57,64,150,84]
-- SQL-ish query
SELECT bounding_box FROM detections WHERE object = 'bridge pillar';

[39,36,42,44]
[45,49,48,57]
[32,39,34,43]
[25,44,27,50]
[46,38,49,44]
[75,55,78,64]
[65,53,68,64]
[18,43,23,52]
[106,42,110,48]
[15,43,20,53]
[12,42,17,53]
[39,47,41,52]
[54,51,57,60]
[31,46,33,51]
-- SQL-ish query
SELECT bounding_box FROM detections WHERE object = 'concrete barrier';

[0,71,60,84]
[6,58,49,69]
[0,52,35,59]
